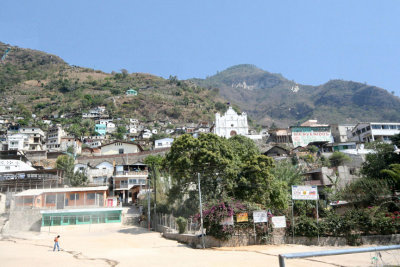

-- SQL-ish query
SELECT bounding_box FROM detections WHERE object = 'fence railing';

[278,245,400,267]
[157,213,201,235]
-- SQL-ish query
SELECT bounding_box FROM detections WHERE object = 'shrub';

[176,217,187,234]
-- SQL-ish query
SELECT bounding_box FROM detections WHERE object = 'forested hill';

[191,64,400,126]
[0,42,227,124]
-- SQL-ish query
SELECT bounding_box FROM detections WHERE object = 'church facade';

[213,106,249,138]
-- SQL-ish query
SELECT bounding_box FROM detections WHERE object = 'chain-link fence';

[157,213,202,234]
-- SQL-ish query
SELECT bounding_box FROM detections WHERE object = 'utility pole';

[198,173,205,249]
[152,165,157,231]
[147,178,151,231]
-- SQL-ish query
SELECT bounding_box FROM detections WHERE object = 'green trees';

[163,133,287,214]
[362,141,400,181]
[329,151,351,167]
[56,155,88,186]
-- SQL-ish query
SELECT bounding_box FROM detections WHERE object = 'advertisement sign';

[220,216,234,226]
[253,210,268,223]
[272,216,286,228]
[292,185,318,200]
[291,127,332,147]
[236,212,248,223]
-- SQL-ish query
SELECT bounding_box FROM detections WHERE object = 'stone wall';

[159,223,400,248]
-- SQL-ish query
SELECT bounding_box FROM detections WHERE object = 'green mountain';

[191,64,400,126]
[0,42,226,125]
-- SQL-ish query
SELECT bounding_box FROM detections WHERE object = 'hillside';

[0,42,227,125]
[191,64,400,126]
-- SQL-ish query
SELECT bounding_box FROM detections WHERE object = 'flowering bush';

[195,199,271,241]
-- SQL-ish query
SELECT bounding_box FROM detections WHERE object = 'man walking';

[53,235,60,251]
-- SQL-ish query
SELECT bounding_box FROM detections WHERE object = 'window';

[107,213,120,221]
[129,179,137,184]
[390,125,396,129]
[372,125,381,129]
[366,126,371,131]
[70,193,80,200]
[361,128,366,133]
[87,193,95,200]
[119,149,124,154]
[46,195,56,204]
[382,125,390,130]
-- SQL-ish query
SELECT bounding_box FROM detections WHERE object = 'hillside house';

[330,124,355,143]
[154,138,174,149]
[126,88,138,96]
[112,163,148,204]
[46,124,66,151]
[100,141,142,155]
[95,124,106,136]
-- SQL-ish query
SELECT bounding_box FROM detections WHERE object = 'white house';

[151,129,158,134]
[7,134,27,150]
[106,122,116,133]
[154,138,174,149]
[349,122,400,143]
[47,124,66,151]
[100,141,142,155]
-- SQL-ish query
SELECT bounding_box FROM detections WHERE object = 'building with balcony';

[112,163,148,204]
[46,124,66,151]
[349,122,400,143]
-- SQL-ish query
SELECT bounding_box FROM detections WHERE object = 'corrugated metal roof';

[15,186,108,197]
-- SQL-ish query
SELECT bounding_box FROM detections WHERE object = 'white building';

[100,141,142,155]
[154,138,174,149]
[350,122,400,143]
[46,124,66,151]
[213,106,250,139]
[330,124,355,143]
[8,134,27,150]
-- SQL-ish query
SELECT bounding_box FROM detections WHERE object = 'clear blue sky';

[1,0,400,95]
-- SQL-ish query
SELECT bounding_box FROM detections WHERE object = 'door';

[56,194,64,209]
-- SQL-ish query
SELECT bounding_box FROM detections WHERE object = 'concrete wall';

[9,208,42,231]
[0,193,5,213]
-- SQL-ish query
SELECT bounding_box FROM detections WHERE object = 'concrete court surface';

[1,226,399,267]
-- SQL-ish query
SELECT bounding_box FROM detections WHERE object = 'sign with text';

[272,216,286,228]
[220,216,234,226]
[253,210,268,223]
[236,212,248,223]
[292,185,318,200]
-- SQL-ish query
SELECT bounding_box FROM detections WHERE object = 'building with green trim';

[41,208,123,226]
[126,88,138,96]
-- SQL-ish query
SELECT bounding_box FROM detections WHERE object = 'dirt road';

[1,226,399,267]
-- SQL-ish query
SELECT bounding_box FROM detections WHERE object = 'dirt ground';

[1,226,399,267]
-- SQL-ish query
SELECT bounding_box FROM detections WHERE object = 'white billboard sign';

[291,185,318,200]
[271,216,286,228]
[253,210,268,223]
[220,216,234,226]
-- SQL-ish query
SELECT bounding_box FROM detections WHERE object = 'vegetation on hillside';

[192,64,400,126]
[0,42,227,125]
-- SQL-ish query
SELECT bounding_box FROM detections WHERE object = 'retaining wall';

[159,224,400,248]
[9,209,42,231]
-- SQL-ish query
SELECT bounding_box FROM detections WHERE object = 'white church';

[213,106,262,140]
